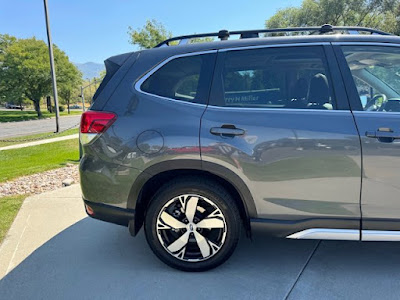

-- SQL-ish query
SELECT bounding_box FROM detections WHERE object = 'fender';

[127,159,257,217]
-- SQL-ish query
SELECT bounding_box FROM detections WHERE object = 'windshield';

[366,65,400,95]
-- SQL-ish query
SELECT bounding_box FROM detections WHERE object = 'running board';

[287,228,400,241]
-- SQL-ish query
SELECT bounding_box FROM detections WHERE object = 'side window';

[210,46,336,109]
[342,46,400,112]
[140,53,215,104]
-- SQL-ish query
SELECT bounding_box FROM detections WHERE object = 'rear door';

[200,44,362,237]
[335,43,400,239]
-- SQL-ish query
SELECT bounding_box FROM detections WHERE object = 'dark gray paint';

[352,111,400,228]
[80,35,400,238]
[200,107,361,223]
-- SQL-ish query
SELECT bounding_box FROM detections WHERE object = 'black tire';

[144,177,241,272]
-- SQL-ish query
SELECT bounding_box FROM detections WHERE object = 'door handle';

[366,128,400,142]
[210,125,245,137]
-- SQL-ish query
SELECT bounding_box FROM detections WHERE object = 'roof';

[142,33,400,57]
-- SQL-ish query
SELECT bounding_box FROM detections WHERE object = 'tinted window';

[342,46,400,112]
[210,46,336,109]
[141,53,215,104]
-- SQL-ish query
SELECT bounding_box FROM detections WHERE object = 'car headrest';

[308,73,329,104]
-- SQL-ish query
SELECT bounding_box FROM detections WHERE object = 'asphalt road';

[1,186,400,299]
[0,115,81,139]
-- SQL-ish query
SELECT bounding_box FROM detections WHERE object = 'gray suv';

[80,24,400,271]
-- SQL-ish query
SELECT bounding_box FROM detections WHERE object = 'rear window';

[140,53,216,104]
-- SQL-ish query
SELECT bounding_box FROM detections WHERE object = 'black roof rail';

[154,24,392,47]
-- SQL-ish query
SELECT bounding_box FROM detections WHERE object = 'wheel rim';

[156,194,227,262]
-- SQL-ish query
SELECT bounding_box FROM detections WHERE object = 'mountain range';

[74,62,104,80]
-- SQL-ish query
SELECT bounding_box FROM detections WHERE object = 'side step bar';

[287,228,400,241]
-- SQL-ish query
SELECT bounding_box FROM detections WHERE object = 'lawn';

[0,194,26,243]
[0,128,78,147]
[0,110,82,122]
[0,138,79,182]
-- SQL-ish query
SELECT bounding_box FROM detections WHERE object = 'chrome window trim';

[134,50,217,107]
[135,92,209,108]
[332,42,400,47]
[218,42,330,52]
[205,105,351,114]
[134,43,331,108]
[135,42,400,110]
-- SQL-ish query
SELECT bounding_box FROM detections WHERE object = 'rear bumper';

[83,199,135,227]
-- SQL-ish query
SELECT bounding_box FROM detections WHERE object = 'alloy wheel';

[156,194,227,262]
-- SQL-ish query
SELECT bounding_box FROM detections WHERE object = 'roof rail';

[154,24,392,47]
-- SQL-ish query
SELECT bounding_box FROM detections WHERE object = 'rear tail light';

[80,111,116,145]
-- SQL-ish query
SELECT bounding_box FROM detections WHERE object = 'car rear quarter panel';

[81,61,207,208]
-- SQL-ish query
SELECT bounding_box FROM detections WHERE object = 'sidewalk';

[0,134,79,151]
[0,185,85,278]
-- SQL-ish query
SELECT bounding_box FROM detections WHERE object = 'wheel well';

[134,169,251,235]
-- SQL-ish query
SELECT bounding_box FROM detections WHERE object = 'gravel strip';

[0,164,79,198]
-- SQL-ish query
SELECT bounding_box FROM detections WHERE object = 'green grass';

[0,138,79,182]
[0,110,82,122]
[0,128,79,147]
[241,156,361,182]
[0,194,26,243]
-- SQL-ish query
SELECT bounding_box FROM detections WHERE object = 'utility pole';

[88,78,92,104]
[81,86,85,112]
[43,0,60,132]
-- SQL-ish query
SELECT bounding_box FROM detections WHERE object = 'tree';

[128,20,215,49]
[58,51,82,114]
[128,19,172,49]
[0,34,18,106]
[265,0,400,35]
[0,36,81,117]
[0,34,16,57]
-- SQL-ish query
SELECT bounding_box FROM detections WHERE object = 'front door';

[200,44,362,236]
[337,44,400,238]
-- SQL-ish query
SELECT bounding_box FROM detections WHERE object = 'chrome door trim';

[352,111,400,116]
[287,228,400,241]
[362,230,400,241]
[332,42,400,47]
[286,228,360,240]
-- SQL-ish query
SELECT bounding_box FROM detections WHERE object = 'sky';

[0,0,302,64]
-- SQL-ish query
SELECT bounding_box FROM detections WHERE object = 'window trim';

[333,42,400,112]
[134,50,217,106]
[134,43,332,107]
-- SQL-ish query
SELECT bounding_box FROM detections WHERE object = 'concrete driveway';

[1,185,400,299]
